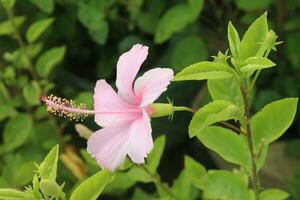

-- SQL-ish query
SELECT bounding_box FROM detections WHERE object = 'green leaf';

[146,135,165,173]
[36,46,66,78]
[188,0,204,15]
[208,78,244,109]
[127,167,152,183]
[172,169,198,200]
[259,188,289,200]
[240,57,275,73]
[199,170,250,200]
[127,0,143,20]
[132,188,158,200]
[23,81,41,105]
[171,35,208,72]
[184,156,206,188]
[154,2,202,44]
[26,18,54,43]
[240,12,268,60]
[189,100,239,137]
[0,82,10,103]
[173,61,233,81]
[197,126,250,169]
[70,170,111,200]
[30,0,54,14]
[0,16,25,36]
[251,98,298,151]
[0,0,15,9]
[88,20,109,45]
[0,104,17,121]
[228,21,241,58]
[235,0,275,11]
[137,12,159,34]
[1,114,33,153]
[0,189,27,199]
[39,145,59,181]
[103,172,136,195]
[77,3,109,45]
[14,162,35,186]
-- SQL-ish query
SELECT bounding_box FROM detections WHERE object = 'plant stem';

[240,86,260,199]
[140,165,178,200]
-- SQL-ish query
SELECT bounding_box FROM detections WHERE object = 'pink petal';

[134,68,174,107]
[116,44,148,105]
[87,122,131,171]
[94,80,141,127]
[127,110,153,164]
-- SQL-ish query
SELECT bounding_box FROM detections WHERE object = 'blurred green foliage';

[0,0,300,199]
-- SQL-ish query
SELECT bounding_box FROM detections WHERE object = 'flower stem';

[140,165,178,200]
[240,86,260,199]
[173,106,195,113]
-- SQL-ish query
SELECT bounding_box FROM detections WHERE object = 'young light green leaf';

[208,78,244,109]
[23,81,41,105]
[184,156,206,188]
[155,3,202,44]
[26,18,54,43]
[39,179,61,197]
[189,100,239,137]
[146,135,166,173]
[30,0,54,14]
[228,21,241,58]
[259,188,289,200]
[1,114,33,153]
[251,98,298,151]
[0,16,25,36]
[0,189,27,199]
[173,61,233,81]
[70,170,111,200]
[199,170,250,200]
[197,126,250,169]
[40,145,59,181]
[36,46,66,78]
[240,56,275,73]
[240,12,268,60]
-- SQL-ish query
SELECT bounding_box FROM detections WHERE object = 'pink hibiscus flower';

[87,44,174,171]
[42,44,174,171]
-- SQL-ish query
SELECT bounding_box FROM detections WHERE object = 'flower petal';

[87,122,131,171]
[127,111,153,164]
[94,80,141,127]
[116,44,148,105]
[134,68,174,107]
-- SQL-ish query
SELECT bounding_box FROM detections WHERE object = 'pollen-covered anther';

[41,94,88,121]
